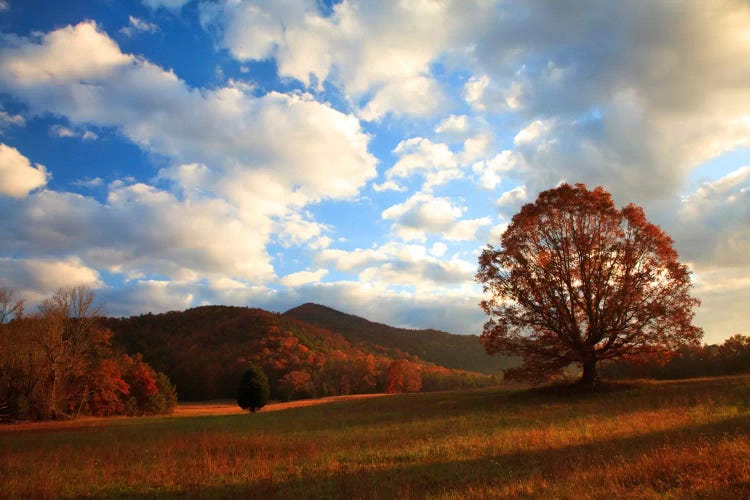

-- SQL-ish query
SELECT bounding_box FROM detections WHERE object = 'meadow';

[1,376,749,499]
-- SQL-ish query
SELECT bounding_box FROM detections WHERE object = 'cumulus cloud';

[386,137,461,191]
[0,22,133,84]
[471,150,518,190]
[0,22,376,286]
[200,0,494,119]
[673,166,750,266]
[435,114,469,138]
[280,268,328,287]
[0,257,100,303]
[382,193,491,242]
[496,185,528,208]
[0,143,48,198]
[0,22,376,206]
[318,241,475,290]
[468,0,750,203]
[0,183,276,282]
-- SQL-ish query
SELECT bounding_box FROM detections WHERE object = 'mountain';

[283,303,514,375]
[103,305,500,401]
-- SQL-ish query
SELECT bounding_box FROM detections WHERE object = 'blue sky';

[0,0,749,343]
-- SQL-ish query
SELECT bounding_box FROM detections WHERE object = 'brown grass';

[1,376,748,499]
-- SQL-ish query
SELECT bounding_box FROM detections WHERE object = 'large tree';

[476,183,702,387]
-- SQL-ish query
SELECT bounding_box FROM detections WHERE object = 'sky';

[0,0,748,344]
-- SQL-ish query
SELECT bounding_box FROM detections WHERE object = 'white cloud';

[0,22,132,84]
[429,242,448,258]
[72,177,104,188]
[0,183,276,283]
[202,0,494,119]
[359,74,445,121]
[460,132,493,163]
[382,193,491,242]
[318,241,476,290]
[471,150,518,190]
[0,110,24,128]
[280,268,328,287]
[50,124,98,140]
[0,1,8,11]
[497,185,528,207]
[0,22,376,285]
[387,137,461,191]
[372,180,406,192]
[468,0,750,203]
[464,74,489,110]
[0,143,48,198]
[0,256,100,303]
[120,16,159,37]
[276,212,328,248]
[435,114,469,137]
[673,166,750,266]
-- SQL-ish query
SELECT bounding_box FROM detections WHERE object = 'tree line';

[600,334,750,380]
[0,286,176,421]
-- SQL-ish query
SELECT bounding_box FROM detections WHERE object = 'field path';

[176,393,390,417]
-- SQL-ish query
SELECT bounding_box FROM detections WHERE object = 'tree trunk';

[579,356,599,389]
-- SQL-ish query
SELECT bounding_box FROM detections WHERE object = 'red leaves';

[477,183,703,384]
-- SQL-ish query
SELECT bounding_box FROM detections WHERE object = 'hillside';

[103,305,497,401]
[283,303,515,375]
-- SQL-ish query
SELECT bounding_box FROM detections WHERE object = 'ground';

[1,376,749,498]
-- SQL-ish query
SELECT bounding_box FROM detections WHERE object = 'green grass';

[2,375,749,499]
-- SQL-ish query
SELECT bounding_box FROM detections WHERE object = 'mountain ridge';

[283,302,513,375]
[104,304,505,401]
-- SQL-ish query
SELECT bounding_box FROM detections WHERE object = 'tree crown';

[477,183,702,383]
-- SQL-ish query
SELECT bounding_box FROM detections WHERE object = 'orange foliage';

[386,359,422,393]
[477,183,702,385]
[88,359,129,417]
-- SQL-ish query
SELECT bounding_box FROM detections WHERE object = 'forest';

[104,304,502,402]
[1,287,500,421]
[0,287,176,421]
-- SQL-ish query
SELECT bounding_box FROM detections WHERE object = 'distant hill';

[103,305,500,401]
[283,303,515,375]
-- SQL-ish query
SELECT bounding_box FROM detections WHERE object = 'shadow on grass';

[76,412,750,500]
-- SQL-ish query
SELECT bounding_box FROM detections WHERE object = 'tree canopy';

[476,183,702,386]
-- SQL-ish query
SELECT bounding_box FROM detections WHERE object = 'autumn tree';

[237,365,269,413]
[0,286,176,420]
[0,287,24,324]
[279,370,314,400]
[477,183,702,387]
[386,359,422,393]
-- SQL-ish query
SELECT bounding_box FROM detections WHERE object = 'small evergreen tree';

[237,365,269,413]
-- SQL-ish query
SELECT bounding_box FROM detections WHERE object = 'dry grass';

[1,375,749,499]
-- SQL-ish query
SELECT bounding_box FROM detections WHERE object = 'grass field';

[1,376,749,499]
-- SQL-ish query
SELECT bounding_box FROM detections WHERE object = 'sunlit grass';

[2,376,749,498]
